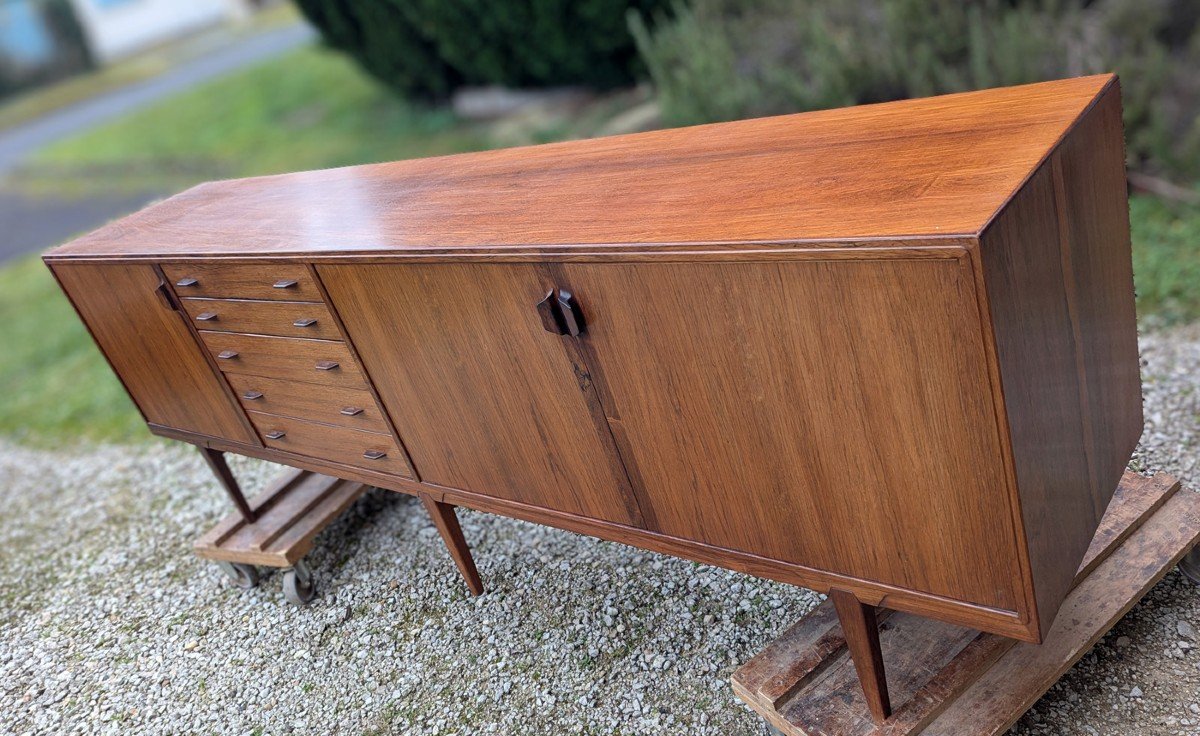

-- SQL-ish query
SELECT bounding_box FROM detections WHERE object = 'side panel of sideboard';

[978,82,1142,638]
[1052,82,1143,495]
[50,262,257,444]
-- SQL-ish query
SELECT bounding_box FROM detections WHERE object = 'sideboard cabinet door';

[558,258,1025,613]
[51,262,256,444]
[317,263,643,525]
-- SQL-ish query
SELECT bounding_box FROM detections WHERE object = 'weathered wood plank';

[265,478,369,563]
[194,470,368,567]
[193,467,308,550]
[732,472,1191,736]
[1074,472,1176,584]
[924,485,1200,735]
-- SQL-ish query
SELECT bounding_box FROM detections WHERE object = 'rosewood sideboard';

[45,74,1142,715]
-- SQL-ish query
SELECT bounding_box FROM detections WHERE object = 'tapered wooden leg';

[199,447,256,523]
[420,495,484,596]
[830,589,891,723]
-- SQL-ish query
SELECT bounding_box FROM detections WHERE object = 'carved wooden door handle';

[556,289,584,336]
[154,281,178,311]
[536,290,560,333]
[536,288,585,336]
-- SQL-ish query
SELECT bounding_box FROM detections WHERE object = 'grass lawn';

[18,46,491,197]
[0,254,145,444]
[1130,195,1200,327]
[1,41,1197,444]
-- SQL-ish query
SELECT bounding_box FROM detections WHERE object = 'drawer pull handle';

[195,312,218,322]
[340,406,364,416]
[264,430,286,440]
[363,450,387,460]
[273,279,298,289]
[315,360,339,371]
[242,390,263,400]
[293,317,318,328]
[217,350,239,360]
[176,277,198,287]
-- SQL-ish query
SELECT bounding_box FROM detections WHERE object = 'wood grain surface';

[559,258,1023,612]
[198,331,364,388]
[225,373,390,434]
[163,263,322,300]
[978,82,1142,638]
[317,263,645,526]
[180,297,339,340]
[248,411,413,478]
[50,262,256,443]
[978,163,1094,637]
[46,76,1112,260]
[1049,82,1143,512]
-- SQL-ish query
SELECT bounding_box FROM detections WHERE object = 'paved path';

[0,22,315,262]
[0,22,314,176]
[0,189,161,262]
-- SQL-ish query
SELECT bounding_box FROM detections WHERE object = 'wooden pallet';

[194,468,369,568]
[732,472,1200,736]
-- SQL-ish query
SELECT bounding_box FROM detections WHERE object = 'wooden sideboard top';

[46,74,1114,261]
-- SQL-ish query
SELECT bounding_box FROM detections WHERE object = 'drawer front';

[164,263,322,301]
[200,331,365,388]
[181,297,340,340]
[226,374,390,433]
[248,412,412,478]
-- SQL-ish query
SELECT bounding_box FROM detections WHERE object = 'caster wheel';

[217,561,260,589]
[1180,546,1200,586]
[282,560,316,605]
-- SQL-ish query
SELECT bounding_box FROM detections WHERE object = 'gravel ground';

[1,325,1198,736]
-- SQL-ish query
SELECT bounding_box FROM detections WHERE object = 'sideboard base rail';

[732,471,1200,735]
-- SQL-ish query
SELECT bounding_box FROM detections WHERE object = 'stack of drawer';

[163,263,413,478]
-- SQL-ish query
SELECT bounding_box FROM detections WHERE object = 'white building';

[69,0,251,63]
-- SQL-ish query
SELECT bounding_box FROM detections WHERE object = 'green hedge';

[293,0,672,100]
[631,0,1200,180]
